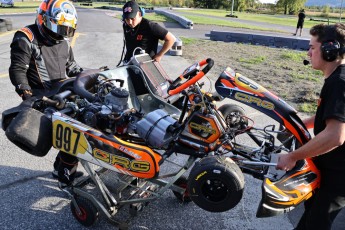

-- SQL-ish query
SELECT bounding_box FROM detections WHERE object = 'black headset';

[321,40,345,62]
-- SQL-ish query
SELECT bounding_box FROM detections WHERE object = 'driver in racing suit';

[8,0,83,189]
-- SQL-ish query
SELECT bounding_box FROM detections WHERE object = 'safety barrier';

[79,1,93,6]
[102,7,192,29]
[155,9,193,29]
[170,37,183,56]
[207,30,309,50]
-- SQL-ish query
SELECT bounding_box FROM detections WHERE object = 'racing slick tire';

[5,108,52,157]
[172,175,192,203]
[5,18,12,31]
[187,156,245,212]
[71,196,99,227]
[0,19,6,32]
[218,104,247,129]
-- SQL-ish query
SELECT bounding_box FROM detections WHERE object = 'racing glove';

[15,84,32,100]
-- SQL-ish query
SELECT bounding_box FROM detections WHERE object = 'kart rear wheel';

[70,196,99,227]
[188,156,244,212]
[172,175,192,203]
[218,104,247,129]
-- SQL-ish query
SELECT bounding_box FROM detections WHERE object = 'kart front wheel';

[188,156,245,212]
[218,104,247,129]
[70,196,99,227]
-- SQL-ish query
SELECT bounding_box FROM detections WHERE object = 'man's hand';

[153,54,163,62]
[276,153,297,171]
[15,85,32,100]
[21,89,32,100]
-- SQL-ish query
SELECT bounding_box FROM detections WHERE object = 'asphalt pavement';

[0,7,344,230]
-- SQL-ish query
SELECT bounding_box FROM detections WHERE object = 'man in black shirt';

[9,0,83,189]
[293,9,306,36]
[277,23,345,229]
[122,1,175,63]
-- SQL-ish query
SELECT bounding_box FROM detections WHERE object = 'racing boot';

[52,151,84,179]
[56,151,80,190]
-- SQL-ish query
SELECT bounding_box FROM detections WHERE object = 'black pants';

[53,151,79,185]
[295,170,345,230]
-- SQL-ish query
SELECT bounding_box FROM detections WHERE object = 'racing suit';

[9,24,82,185]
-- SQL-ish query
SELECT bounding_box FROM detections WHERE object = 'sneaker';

[52,170,84,179]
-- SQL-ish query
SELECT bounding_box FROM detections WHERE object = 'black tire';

[188,156,245,212]
[5,18,12,31]
[172,175,192,203]
[5,108,52,157]
[218,104,247,129]
[0,19,6,32]
[70,196,99,227]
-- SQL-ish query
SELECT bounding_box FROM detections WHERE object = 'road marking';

[0,73,9,78]
[71,32,83,48]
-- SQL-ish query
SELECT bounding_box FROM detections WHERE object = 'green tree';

[276,0,306,15]
[322,5,330,16]
[193,0,226,9]
[238,0,246,12]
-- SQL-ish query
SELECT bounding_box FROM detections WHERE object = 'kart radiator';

[131,53,172,99]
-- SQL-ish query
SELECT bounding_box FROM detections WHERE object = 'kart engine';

[79,83,178,147]
[80,86,137,135]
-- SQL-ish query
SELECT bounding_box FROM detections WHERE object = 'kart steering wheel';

[168,58,214,95]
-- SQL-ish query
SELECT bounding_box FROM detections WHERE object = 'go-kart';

[1,57,320,229]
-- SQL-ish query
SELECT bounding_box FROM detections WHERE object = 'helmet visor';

[56,24,76,38]
[45,15,76,38]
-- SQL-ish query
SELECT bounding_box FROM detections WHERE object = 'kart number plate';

[52,120,88,155]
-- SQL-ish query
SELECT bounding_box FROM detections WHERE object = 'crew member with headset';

[121,1,176,63]
[277,23,345,229]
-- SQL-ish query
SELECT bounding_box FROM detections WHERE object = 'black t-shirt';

[298,12,305,23]
[123,18,168,62]
[313,64,345,171]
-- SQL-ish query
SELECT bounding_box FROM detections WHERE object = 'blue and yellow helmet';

[36,0,77,40]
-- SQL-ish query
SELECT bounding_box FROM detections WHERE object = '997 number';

[55,124,81,155]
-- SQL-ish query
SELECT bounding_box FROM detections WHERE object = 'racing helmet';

[36,0,77,42]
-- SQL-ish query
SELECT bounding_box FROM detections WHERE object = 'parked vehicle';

[0,0,14,7]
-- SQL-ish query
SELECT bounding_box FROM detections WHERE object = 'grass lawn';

[0,1,40,14]
[174,8,326,29]
[177,13,287,33]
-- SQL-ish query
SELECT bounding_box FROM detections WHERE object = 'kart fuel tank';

[52,112,162,179]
